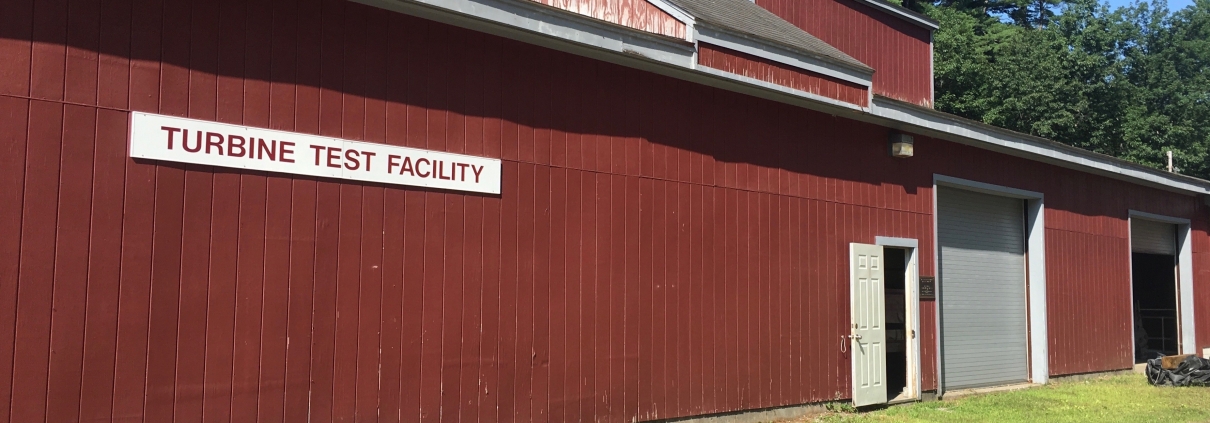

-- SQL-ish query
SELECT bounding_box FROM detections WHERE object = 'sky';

[1101,0,1197,11]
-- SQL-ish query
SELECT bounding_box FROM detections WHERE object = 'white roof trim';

[695,25,873,88]
[355,0,1210,196]
[853,0,939,30]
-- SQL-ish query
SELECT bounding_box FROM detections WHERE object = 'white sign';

[130,112,502,194]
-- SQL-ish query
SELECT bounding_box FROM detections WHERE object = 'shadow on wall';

[0,0,934,196]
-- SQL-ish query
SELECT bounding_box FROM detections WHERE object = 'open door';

[850,243,887,406]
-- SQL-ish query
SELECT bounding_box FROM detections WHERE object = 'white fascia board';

[873,98,1210,195]
[694,25,874,88]
[853,0,939,30]
[352,0,697,67]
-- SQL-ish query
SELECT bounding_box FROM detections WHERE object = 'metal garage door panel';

[938,187,1029,390]
[1131,219,1176,255]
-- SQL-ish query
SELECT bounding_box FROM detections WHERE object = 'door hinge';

[910,330,916,339]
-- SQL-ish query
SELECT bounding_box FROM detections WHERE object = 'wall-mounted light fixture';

[889,132,914,158]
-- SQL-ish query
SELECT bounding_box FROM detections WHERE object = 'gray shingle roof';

[665,0,872,72]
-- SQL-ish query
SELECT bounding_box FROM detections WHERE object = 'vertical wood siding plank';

[690,185,705,413]
[477,192,502,423]
[257,0,299,409]
[332,184,363,422]
[514,164,537,423]
[533,166,553,422]
[637,177,654,419]
[419,190,447,423]
[458,193,486,423]
[283,179,318,422]
[96,0,131,108]
[127,0,162,112]
[624,176,642,420]
[193,165,237,423]
[171,166,214,423]
[439,193,467,422]
[77,108,127,422]
[214,0,246,124]
[110,119,157,423]
[608,174,627,421]
[676,182,692,414]
[0,0,34,96]
[723,188,738,410]
[378,187,406,423]
[142,162,187,423]
[44,105,95,423]
[0,97,29,423]
[308,181,341,422]
[399,190,427,422]
[356,186,385,423]
[593,173,613,419]
[548,168,569,423]
[29,0,67,101]
[64,0,100,105]
[494,164,519,423]
[157,0,190,117]
[650,179,666,419]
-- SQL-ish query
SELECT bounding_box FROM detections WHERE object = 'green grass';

[817,375,1210,423]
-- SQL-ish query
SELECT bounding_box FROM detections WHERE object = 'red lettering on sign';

[457,163,469,181]
[361,151,375,171]
[183,129,202,152]
[279,141,295,163]
[228,135,246,157]
[416,158,430,178]
[344,149,360,171]
[256,139,276,161]
[471,164,483,183]
[206,132,224,155]
[326,147,342,168]
[161,126,181,149]
[311,145,325,165]
[388,155,401,174]
[399,157,415,176]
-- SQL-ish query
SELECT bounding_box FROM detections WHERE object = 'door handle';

[851,334,862,340]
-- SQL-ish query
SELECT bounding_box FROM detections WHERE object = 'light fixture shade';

[890,132,914,158]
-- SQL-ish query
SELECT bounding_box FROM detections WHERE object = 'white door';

[850,243,886,406]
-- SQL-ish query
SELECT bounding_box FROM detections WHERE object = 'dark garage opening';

[884,248,908,400]
[1132,252,1179,362]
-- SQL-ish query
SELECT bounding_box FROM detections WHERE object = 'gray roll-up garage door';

[938,187,1029,390]
[1131,219,1176,255]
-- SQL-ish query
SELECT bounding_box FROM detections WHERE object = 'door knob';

[851,334,862,340]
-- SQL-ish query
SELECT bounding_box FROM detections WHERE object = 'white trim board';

[852,0,939,30]
[1127,210,1197,356]
[932,175,1048,393]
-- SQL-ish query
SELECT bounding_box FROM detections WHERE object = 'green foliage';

[928,0,1210,178]
[819,375,1210,423]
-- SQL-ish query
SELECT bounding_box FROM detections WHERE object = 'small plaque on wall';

[919,276,936,300]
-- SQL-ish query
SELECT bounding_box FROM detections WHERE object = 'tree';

[928,0,1210,178]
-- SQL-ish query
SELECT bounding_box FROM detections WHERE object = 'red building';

[0,0,1208,421]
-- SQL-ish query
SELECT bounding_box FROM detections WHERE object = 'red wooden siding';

[1,0,1207,422]
[755,0,933,106]
[698,43,869,107]
[529,0,687,39]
